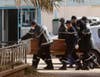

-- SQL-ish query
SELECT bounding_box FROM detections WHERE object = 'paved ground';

[27,55,100,77]
[38,70,100,77]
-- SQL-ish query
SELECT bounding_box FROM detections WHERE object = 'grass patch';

[24,66,56,77]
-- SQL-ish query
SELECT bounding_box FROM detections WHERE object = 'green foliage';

[24,66,37,75]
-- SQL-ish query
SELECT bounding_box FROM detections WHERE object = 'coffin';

[50,39,67,55]
[29,39,39,54]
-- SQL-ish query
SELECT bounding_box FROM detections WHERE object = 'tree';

[16,0,62,12]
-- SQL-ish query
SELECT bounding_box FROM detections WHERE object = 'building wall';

[0,10,2,41]
[41,0,100,33]
[55,6,100,19]
[41,5,100,33]
[41,11,53,33]
[60,0,100,6]
[0,0,39,41]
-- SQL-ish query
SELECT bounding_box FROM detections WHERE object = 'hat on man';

[65,20,71,24]
[71,16,77,20]
[59,18,65,24]
[31,20,37,25]
[81,16,87,21]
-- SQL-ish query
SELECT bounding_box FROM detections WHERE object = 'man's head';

[59,18,65,24]
[71,16,77,24]
[31,20,37,27]
[65,20,72,28]
[31,20,37,29]
[81,16,88,23]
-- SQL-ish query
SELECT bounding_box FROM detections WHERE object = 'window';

[90,22,100,26]
[98,29,100,38]
[18,9,36,27]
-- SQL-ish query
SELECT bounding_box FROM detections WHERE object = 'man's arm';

[21,32,32,40]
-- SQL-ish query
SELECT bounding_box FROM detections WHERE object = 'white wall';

[41,5,100,33]
[41,11,53,33]
[55,6,100,19]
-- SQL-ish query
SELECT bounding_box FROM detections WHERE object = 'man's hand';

[18,39,22,43]
[75,44,79,49]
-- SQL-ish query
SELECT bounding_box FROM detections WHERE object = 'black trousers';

[32,44,53,68]
[59,42,76,66]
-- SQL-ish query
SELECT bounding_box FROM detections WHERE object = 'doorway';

[8,9,18,42]
[0,10,2,41]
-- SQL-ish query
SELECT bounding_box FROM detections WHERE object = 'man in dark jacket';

[75,17,92,70]
[59,20,78,70]
[21,21,54,70]
[70,16,79,67]
[71,16,78,31]
[58,18,67,68]
[58,18,66,39]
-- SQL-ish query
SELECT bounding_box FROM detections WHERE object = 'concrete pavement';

[27,55,62,69]
[27,55,100,77]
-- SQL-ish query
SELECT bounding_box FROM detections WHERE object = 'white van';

[87,21,100,52]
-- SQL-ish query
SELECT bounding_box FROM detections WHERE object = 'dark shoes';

[75,65,89,70]
[59,65,67,70]
[75,66,81,70]
[68,64,74,68]
[44,66,54,70]
[75,67,89,70]
[82,66,89,70]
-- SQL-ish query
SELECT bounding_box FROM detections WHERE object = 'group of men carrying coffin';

[21,16,93,70]
[58,16,92,70]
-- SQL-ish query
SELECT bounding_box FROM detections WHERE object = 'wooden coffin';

[50,39,67,55]
[29,39,39,54]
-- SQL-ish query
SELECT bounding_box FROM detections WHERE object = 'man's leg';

[75,59,82,70]
[59,57,67,70]
[44,59,54,69]
[41,44,54,70]
[82,53,89,70]
[59,43,69,70]
[32,54,40,69]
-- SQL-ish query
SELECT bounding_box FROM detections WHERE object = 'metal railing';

[0,42,27,71]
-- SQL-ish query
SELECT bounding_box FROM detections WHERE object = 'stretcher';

[50,39,66,55]
[29,39,39,54]
[29,39,67,55]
